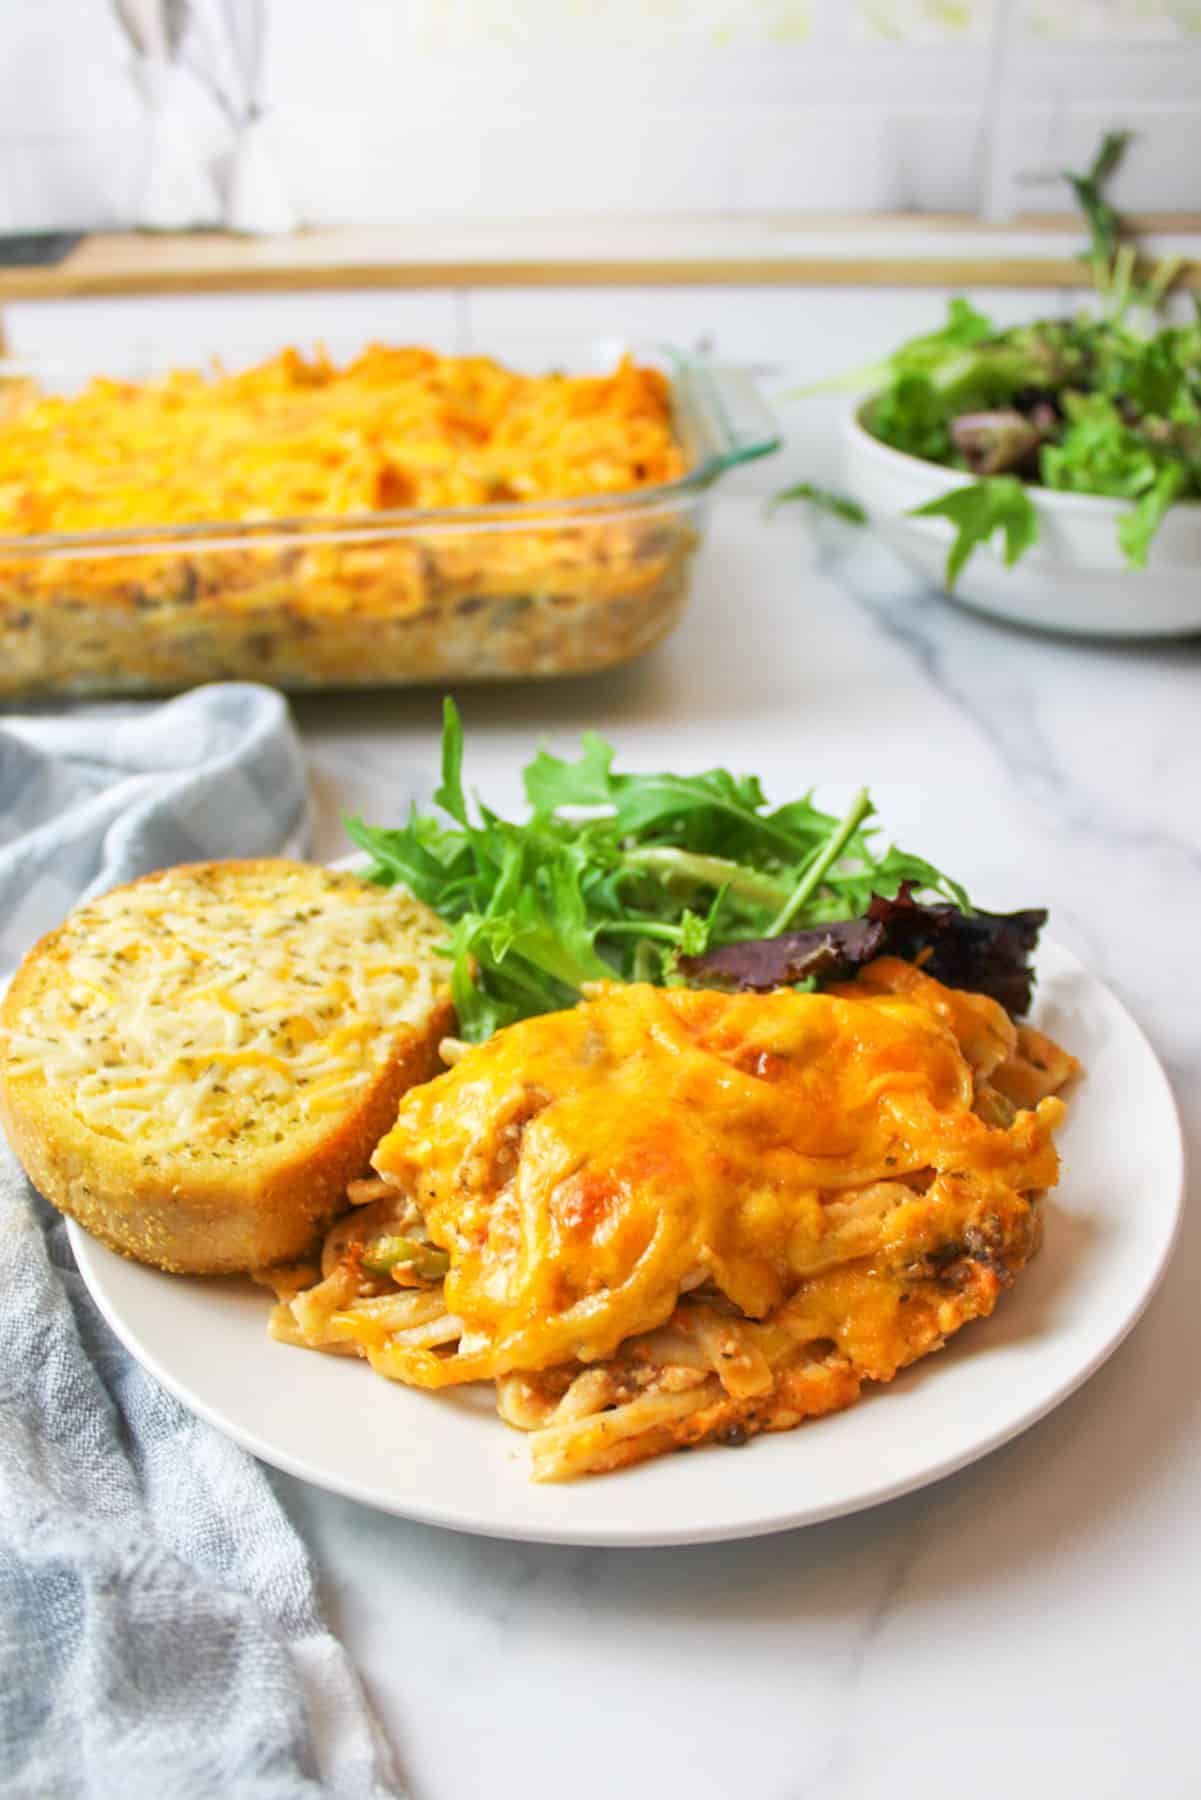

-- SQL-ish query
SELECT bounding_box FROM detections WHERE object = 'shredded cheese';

[0,347,686,537]
[0,864,449,1161]
[373,979,1066,1384]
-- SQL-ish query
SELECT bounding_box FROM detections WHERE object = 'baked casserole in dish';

[0,340,778,699]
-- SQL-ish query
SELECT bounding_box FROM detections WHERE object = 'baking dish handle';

[684,360,782,483]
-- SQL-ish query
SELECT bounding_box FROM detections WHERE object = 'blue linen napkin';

[0,685,402,1799]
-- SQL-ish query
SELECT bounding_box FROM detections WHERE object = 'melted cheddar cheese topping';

[372,977,1064,1382]
[0,347,685,537]
[0,864,448,1162]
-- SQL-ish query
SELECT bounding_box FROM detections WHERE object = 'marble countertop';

[284,499,1199,1800]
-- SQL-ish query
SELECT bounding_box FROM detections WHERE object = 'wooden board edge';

[2,254,1199,297]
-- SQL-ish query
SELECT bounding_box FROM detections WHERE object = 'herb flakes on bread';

[0,860,453,1273]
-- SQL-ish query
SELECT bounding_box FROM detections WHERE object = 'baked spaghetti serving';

[269,961,1077,1482]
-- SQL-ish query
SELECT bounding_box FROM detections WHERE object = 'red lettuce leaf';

[677,884,1047,1017]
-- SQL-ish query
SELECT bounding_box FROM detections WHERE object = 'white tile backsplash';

[850,1,995,42]
[726,107,901,214]
[273,109,751,222]
[2,0,1199,229]
[0,4,133,138]
[0,138,136,235]
[1022,0,1201,41]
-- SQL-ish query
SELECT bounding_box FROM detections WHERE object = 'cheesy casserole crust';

[270,959,1079,1482]
[0,348,693,698]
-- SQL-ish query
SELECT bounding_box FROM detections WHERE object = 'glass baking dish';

[0,339,779,700]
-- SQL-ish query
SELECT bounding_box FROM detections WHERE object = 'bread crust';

[0,860,455,1274]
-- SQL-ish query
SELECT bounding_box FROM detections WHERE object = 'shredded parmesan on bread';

[0,861,454,1273]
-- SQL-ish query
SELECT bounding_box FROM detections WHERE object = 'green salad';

[347,702,963,1039]
[346,702,1052,1045]
[781,133,1201,587]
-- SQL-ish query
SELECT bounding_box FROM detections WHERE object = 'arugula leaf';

[916,297,996,354]
[910,476,1040,589]
[1119,460,1187,567]
[526,740,797,853]
[773,481,867,525]
[796,297,996,400]
[766,789,873,934]
[1064,128,1132,286]
[344,806,467,909]
[1086,128,1131,188]
[446,919,518,1039]
[619,846,788,908]
[523,731,615,812]
[350,709,973,1039]
[432,695,469,825]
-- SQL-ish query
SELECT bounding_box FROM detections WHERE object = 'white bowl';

[842,399,1201,638]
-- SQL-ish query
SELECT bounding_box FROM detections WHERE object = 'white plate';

[68,937,1183,1548]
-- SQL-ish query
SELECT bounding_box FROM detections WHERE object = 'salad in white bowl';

[784,135,1201,638]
